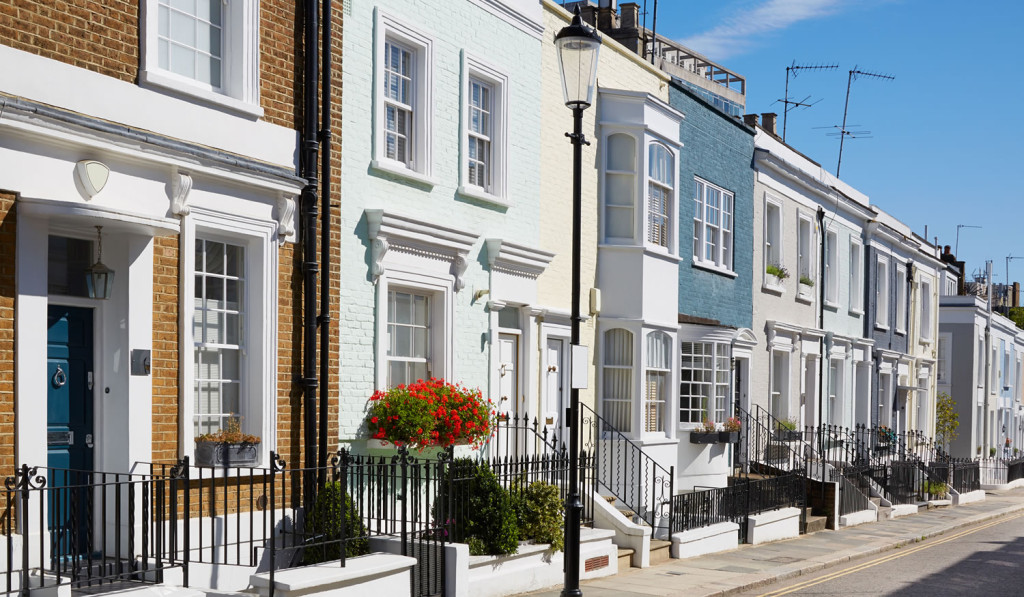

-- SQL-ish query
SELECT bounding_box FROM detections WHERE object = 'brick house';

[0,1,340,589]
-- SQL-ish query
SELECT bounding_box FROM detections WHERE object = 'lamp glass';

[86,261,115,300]
[555,15,601,109]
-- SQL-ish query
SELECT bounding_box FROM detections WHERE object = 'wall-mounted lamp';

[86,226,115,299]
[473,289,490,302]
[74,160,110,199]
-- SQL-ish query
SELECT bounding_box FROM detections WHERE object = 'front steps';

[801,507,828,534]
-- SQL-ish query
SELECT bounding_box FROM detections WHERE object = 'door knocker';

[51,365,67,389]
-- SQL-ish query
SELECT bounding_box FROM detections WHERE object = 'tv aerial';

[777,61,838,142]
[833,66,895,176]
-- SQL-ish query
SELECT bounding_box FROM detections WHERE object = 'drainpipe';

[318,0,333,483]
[300,0,321,488]
[984,260,993,456]
[817,207,826,429]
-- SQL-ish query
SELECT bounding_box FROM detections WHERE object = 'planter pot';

[773,430,802,442]
[719,431,739,443]
[689,432,720,444]
[194,442,260,468]
[365,438,475,460]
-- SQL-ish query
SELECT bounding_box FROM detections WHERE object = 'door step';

[649,540,671,566]
[801,514,828,534]
[617,547,634,569]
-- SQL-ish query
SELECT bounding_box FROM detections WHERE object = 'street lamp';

[555,8,600,597]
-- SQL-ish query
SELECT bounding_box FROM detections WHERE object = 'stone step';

[802,515,828,534]
[617,547,634,569]
[869,497,881,507]
[877,506,892,521]
[649,540,672,566]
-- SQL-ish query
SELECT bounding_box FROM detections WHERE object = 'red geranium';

[366,378,494,449]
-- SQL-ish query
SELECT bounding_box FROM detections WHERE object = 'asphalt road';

[735,510,1024,596]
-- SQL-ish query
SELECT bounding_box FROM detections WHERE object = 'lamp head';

[555,7,602,110]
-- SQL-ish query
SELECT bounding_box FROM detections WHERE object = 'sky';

[653,0,1024,284]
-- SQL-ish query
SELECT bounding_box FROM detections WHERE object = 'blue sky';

[655,0,1024,284]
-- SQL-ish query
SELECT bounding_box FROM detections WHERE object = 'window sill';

[457,185,509,208]
[895,328,907,336]
[140,69,264,119]
[824,301,840,312]
[875,323,890,332]
[761,280,784,296]
[849,308,864,317]
[795,292,814,305]
[644,246,683,263]
[919,337,933,346]
[370,159,438,188]
[692,260,737,278]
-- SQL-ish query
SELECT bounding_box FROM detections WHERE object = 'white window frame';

[763,197,783,292]
[825,229,839,307]
[679,341,730,426]
[875,256,890,330]
[644,331,672,434]
[140,0,263,118]
[692,178,734,274]
[849,239,864,314]
[937,333,951,385]
[601,131,638,244]
[829,358,845,426]
[797,213,814,295]
[770,349,790,422]
[372,9,434,185]
[375,271,452,390]
[602,328,635,433]
[646,142,676,252]
[385,289,433,386]
[181,208,278,464]
[895,264,908,334]
[919,276,933,342]
[458,52,508,205]
[991,344,999,392]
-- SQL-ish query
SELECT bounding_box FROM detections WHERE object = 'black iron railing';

[1007,457,1024,482]
[3,462,188,596]
[670,472,803,541]
[578,403,673,535]
[833,466,873,517]
[950,459,980,494]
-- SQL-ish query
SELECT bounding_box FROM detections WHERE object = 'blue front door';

[47,305,94,555]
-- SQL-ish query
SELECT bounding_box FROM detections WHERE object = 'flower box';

[718,431,739,443]
[689,432,720,444]
[194,441,260,467]
[773,430,802,442]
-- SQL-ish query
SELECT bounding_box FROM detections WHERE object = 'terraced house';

[1,0,341,592]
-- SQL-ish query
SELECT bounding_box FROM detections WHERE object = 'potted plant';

[773,418,801,441]
[366,378,494,450]
[194,416,261,467]
[798,275,814,287]
[689,418,720,444]
[766,263,789,282]
[719,416,741,443]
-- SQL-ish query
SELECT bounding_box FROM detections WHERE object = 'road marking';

[757,512,1024,596]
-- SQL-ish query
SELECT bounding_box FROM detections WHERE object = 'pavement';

[519,487,1024,597]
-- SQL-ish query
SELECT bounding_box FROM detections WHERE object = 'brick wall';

[0,1,302,130]
[0,192,15,479]
[151,234,179,464]
[671,84,755,329]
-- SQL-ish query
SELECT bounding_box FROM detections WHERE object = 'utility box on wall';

[130,349,151,376]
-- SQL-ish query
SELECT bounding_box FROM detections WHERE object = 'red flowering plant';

[367,378,495,449]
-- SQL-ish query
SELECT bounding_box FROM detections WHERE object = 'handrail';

[578,403,675,535]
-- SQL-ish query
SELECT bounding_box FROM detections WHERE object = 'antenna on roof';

[834,66,895,176]
[779,61,838,142]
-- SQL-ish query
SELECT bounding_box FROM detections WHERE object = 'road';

[736,510,1024,596]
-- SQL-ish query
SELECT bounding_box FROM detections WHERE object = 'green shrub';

[442,458,519,555]
[302,482,369,564]
[922,481,948,498]
[517,481,564,552]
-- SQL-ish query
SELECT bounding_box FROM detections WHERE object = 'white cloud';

[680,0,844,59]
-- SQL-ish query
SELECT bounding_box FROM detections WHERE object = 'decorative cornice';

[485,238,555,279]
[365,209,479,291]
[170,169,193,216]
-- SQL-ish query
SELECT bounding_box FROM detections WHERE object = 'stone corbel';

[453,253,469,292]
[371,237,390,282]
[276,193,296,240]
[170,169,193,216]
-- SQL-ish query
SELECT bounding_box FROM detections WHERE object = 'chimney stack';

[743,114,760,128]
[620,2,639,29]
[761,113,778,137]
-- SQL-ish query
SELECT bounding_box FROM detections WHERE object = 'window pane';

[606,134,635,172]
[606,173,634,206]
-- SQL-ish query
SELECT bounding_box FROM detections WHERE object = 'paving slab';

[519,488,1024,597]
